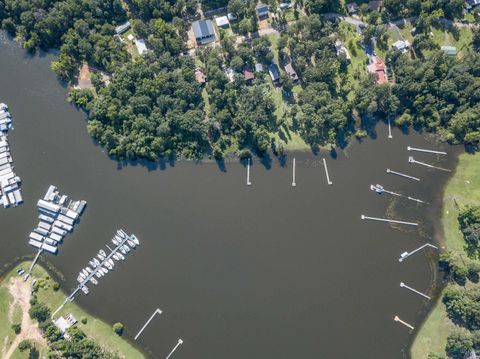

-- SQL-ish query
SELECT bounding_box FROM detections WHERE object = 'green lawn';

[0,284,15,354]
[430,26,473,57]
[411,152,480,358]
[2,262,145,359]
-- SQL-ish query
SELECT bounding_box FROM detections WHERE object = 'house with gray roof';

[192,19,216,46]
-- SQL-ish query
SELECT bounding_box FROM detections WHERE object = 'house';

[256,4,269,19]
[134,39,148,55]
[255,63,264,72]
[195,68,206,84]
[279,2,292,10]
[54,314,77,338]
[192,19,216,46]
[367,56,387,84]
[335,40,351,60]
[346,2,359,14]
[215,16,230,28]
[368,0,382,11]
[284,62,299,82]
[268,63,280,83]
[115,21,131,35]
[243,67,254,83]
[227,13,238,22]
[441,45,457,56]
[392,40,410,53]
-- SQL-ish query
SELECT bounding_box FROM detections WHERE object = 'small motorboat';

[86,267,93,274]
[82,269,89,276]
[105,262,113,270]
[99,249,107,257]
[95,271,102,279]
[112,238,119,246]
[127,239,136,248]
[130,234,140,245]
[101,267,109,274]
[119,247,127,255]
[89,277,98,285]
[93,258,100,266]
[108,258,114,266]
[81,285,89,295]
[117,230,127,238]
[122,245,130,253]
[113,253,120,261]
[116,252,125,260]
[89,260,97,268]
[370,184,384,194]
[98,253,106,261]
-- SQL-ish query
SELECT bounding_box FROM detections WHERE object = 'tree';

[29,302,50,323]
[12,323,21,334]
[113,322,124,335]
[446,330,474,359]
[18,340,31,352]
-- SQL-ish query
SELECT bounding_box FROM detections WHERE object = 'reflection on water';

[0,32,460,358]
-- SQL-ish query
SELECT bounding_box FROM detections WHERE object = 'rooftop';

[192,19,215,45]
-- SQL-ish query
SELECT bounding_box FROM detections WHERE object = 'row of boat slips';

[0,103,23,208]
[28,185,87,254]
[76,229,140,295]
[0,103,13,132]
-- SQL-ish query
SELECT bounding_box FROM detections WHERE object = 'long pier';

[408,156,451,172]
[29,248,43,272]
[292,158,296,187]
[399,243,438,262]
[52,231,135,318]
[394,315,414,330]
[246,158,252,186]
[407,146,446,155]
[322,158,332,185]
[388,119,392,139]
[134,308,162,340]
[361,215,418,226]
[166,339,184,359]
[400,282,431,300]
[386,169,420,181]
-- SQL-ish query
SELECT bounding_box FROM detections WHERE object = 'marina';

[53,229,139,317]
[0,102,23,208]
[28,185,86,255]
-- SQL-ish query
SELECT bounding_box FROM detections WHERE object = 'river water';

[0,32,460,358]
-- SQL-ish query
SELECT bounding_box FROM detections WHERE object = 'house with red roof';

[367,56,387,85]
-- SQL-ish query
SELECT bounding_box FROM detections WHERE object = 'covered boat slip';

[0,116,23,208]
[28,185,87,254]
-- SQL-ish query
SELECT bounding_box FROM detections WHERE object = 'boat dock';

[292,158,296,187]
[53,229,140,318]
[322,158,332,185]
[28,185,86,255]
[408,156,451,172]
[0,103,23,208]
[370,184,401,197]
[394,315,414,330]
[386,169,420,181]
[407,146,446,155]
[134,308,162,340]
[361,215,418,226]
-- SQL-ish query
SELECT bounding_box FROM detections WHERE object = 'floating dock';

[0,103,23,208]
[166,339,184,359]
[28,185,86,255]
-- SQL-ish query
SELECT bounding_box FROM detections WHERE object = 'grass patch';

[3,262,145,359]
[411,152,480,358]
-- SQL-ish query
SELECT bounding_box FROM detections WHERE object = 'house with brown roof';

[367,56,387,84]
[284,62,299,82]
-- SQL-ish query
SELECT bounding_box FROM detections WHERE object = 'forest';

[0,0,479,162]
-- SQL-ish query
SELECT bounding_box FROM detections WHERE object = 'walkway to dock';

[134,308,163,340]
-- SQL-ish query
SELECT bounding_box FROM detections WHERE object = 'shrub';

[18,339,31,352]
[11,323,21,334]
[113,322,124,336]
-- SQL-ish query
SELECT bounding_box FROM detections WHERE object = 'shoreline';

[0,260,146,358]
[411,151,480,358]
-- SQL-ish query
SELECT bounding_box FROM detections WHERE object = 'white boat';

[112,237,119,245]
[116,252,125,260]
[93,258,100,266]
[117,229,127,238]
[95,271,102,279]
[86,267,93,274]
[105,262,113,270]
[98,253,106,261]
[81,285,89,295]
[370,184,384,194]
[89,277,98,285]
[99,249,107,257]
[130,234,140,245]
[101,267,109,274]
[77,276,83,283]
[89,260,97,268]
[113,253,120,261]
[122,244,130,253]
[127,239,136,248]
[108,258,114,266]
[114,234,124,243]
[82,269,88,276]
[79,272,86,280]
[119,247,127,255]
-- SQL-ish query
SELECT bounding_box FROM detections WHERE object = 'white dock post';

[388,119,393,139]
[246,158,252,186]
[407,146,447,155]
[292,157,296,187]
[322,158,332,185]
[166,339,184,359]
[134,308,163,340]
[408,156,451,172]
[361,215,418,226]
[399,243,438,262]
[400,282,431,300]
[386,169,420,181]
[394,315,414,330]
